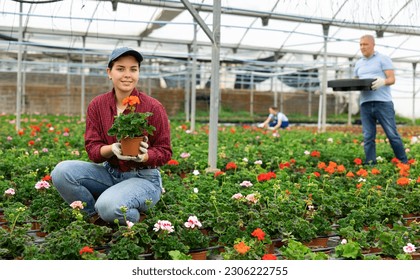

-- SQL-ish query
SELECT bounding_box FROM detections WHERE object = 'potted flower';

[178,216,210,260]
[107,96,156,156]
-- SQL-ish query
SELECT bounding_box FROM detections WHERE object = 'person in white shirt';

[260,106,289,130]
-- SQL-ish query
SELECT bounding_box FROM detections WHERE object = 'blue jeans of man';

[360,101,407,164]
[51,160,162,224]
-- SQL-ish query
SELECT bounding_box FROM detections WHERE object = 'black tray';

[327,79,375,91]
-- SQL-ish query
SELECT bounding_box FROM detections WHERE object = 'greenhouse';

[1,0,420,266]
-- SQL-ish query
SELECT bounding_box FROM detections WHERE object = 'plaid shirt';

[85,88,172,172]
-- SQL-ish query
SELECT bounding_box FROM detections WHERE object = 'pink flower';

[4,188,15,196]
[231,193,244,200]
[35,180,50,190]
[126,221,134,229]
[7,136,12,141]
[341,239,347,245]
[246,193,258,204]
[153,220,174,233]
[180,152,191,158]
[240,180,253,187]
[70,201,84,210]
[403,243,416,253]
[184,215,202,228]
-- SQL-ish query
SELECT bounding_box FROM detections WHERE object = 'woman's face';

[107,55,140,95]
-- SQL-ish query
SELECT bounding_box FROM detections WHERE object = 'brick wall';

[0,72,337,117]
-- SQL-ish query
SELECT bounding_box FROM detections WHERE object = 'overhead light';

[112,0,118,12]
[261,17,269,26]
[376,30,384,38]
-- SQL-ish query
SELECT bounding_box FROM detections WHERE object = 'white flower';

[254,160,263,165]
[357,178,366,182]
[376,156,385,163]
[304,150,310,155]
[410,136,418,144]
[403,243,416,253]
[341,239,347,245]
[192,170,200,176]
[193,188,199,193]
[242,157,249,163]
[327,138,333,143]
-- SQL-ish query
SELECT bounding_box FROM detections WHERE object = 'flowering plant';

[150,219,189,260]
[178,216,210,251]
[221,228,273,260]
[107,96,155,140]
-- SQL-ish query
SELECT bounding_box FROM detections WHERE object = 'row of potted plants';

[1,114,420,259]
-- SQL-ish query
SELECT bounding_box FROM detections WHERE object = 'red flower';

[42,175,52,181]
[28,140,35,146]
[214,171,225,177]
[262,254,277,260]
[167,159,179,165]
[310,150,320,157]
[226,162,238,170]
[353,158,362,165]
[251,228,266,241]
[279,162,290,169]
[391,158,401,164]
[79,246,94,255]
[313,171,321,177]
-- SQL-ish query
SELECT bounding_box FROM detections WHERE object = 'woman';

[51,47,172,225]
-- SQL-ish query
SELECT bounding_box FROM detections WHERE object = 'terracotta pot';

[189,250,207,260]
[304,237,329,248]
[120,136,144,156]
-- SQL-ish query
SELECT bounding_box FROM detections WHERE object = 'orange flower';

[122,96,140,107]
[337,165,346,173]
[371,168,381,175]
[397,177,410,186]
[346,171,355,178]
[356,168,368,177]
[356,183,363,189]
[251,228,266,241]
[79,246,94,255]
[324,165,335,174]
[234,241,251,255]
[262,254,277,260]
[317,162,326,169]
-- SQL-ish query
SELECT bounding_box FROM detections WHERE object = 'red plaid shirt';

[85,88,172,172]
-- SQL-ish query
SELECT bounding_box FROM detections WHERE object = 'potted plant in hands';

[107,95,156,156]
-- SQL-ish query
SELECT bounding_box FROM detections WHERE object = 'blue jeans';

[51,160,162,224]
[360,101,407,164]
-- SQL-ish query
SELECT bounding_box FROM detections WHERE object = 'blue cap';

[108,47,143,67]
